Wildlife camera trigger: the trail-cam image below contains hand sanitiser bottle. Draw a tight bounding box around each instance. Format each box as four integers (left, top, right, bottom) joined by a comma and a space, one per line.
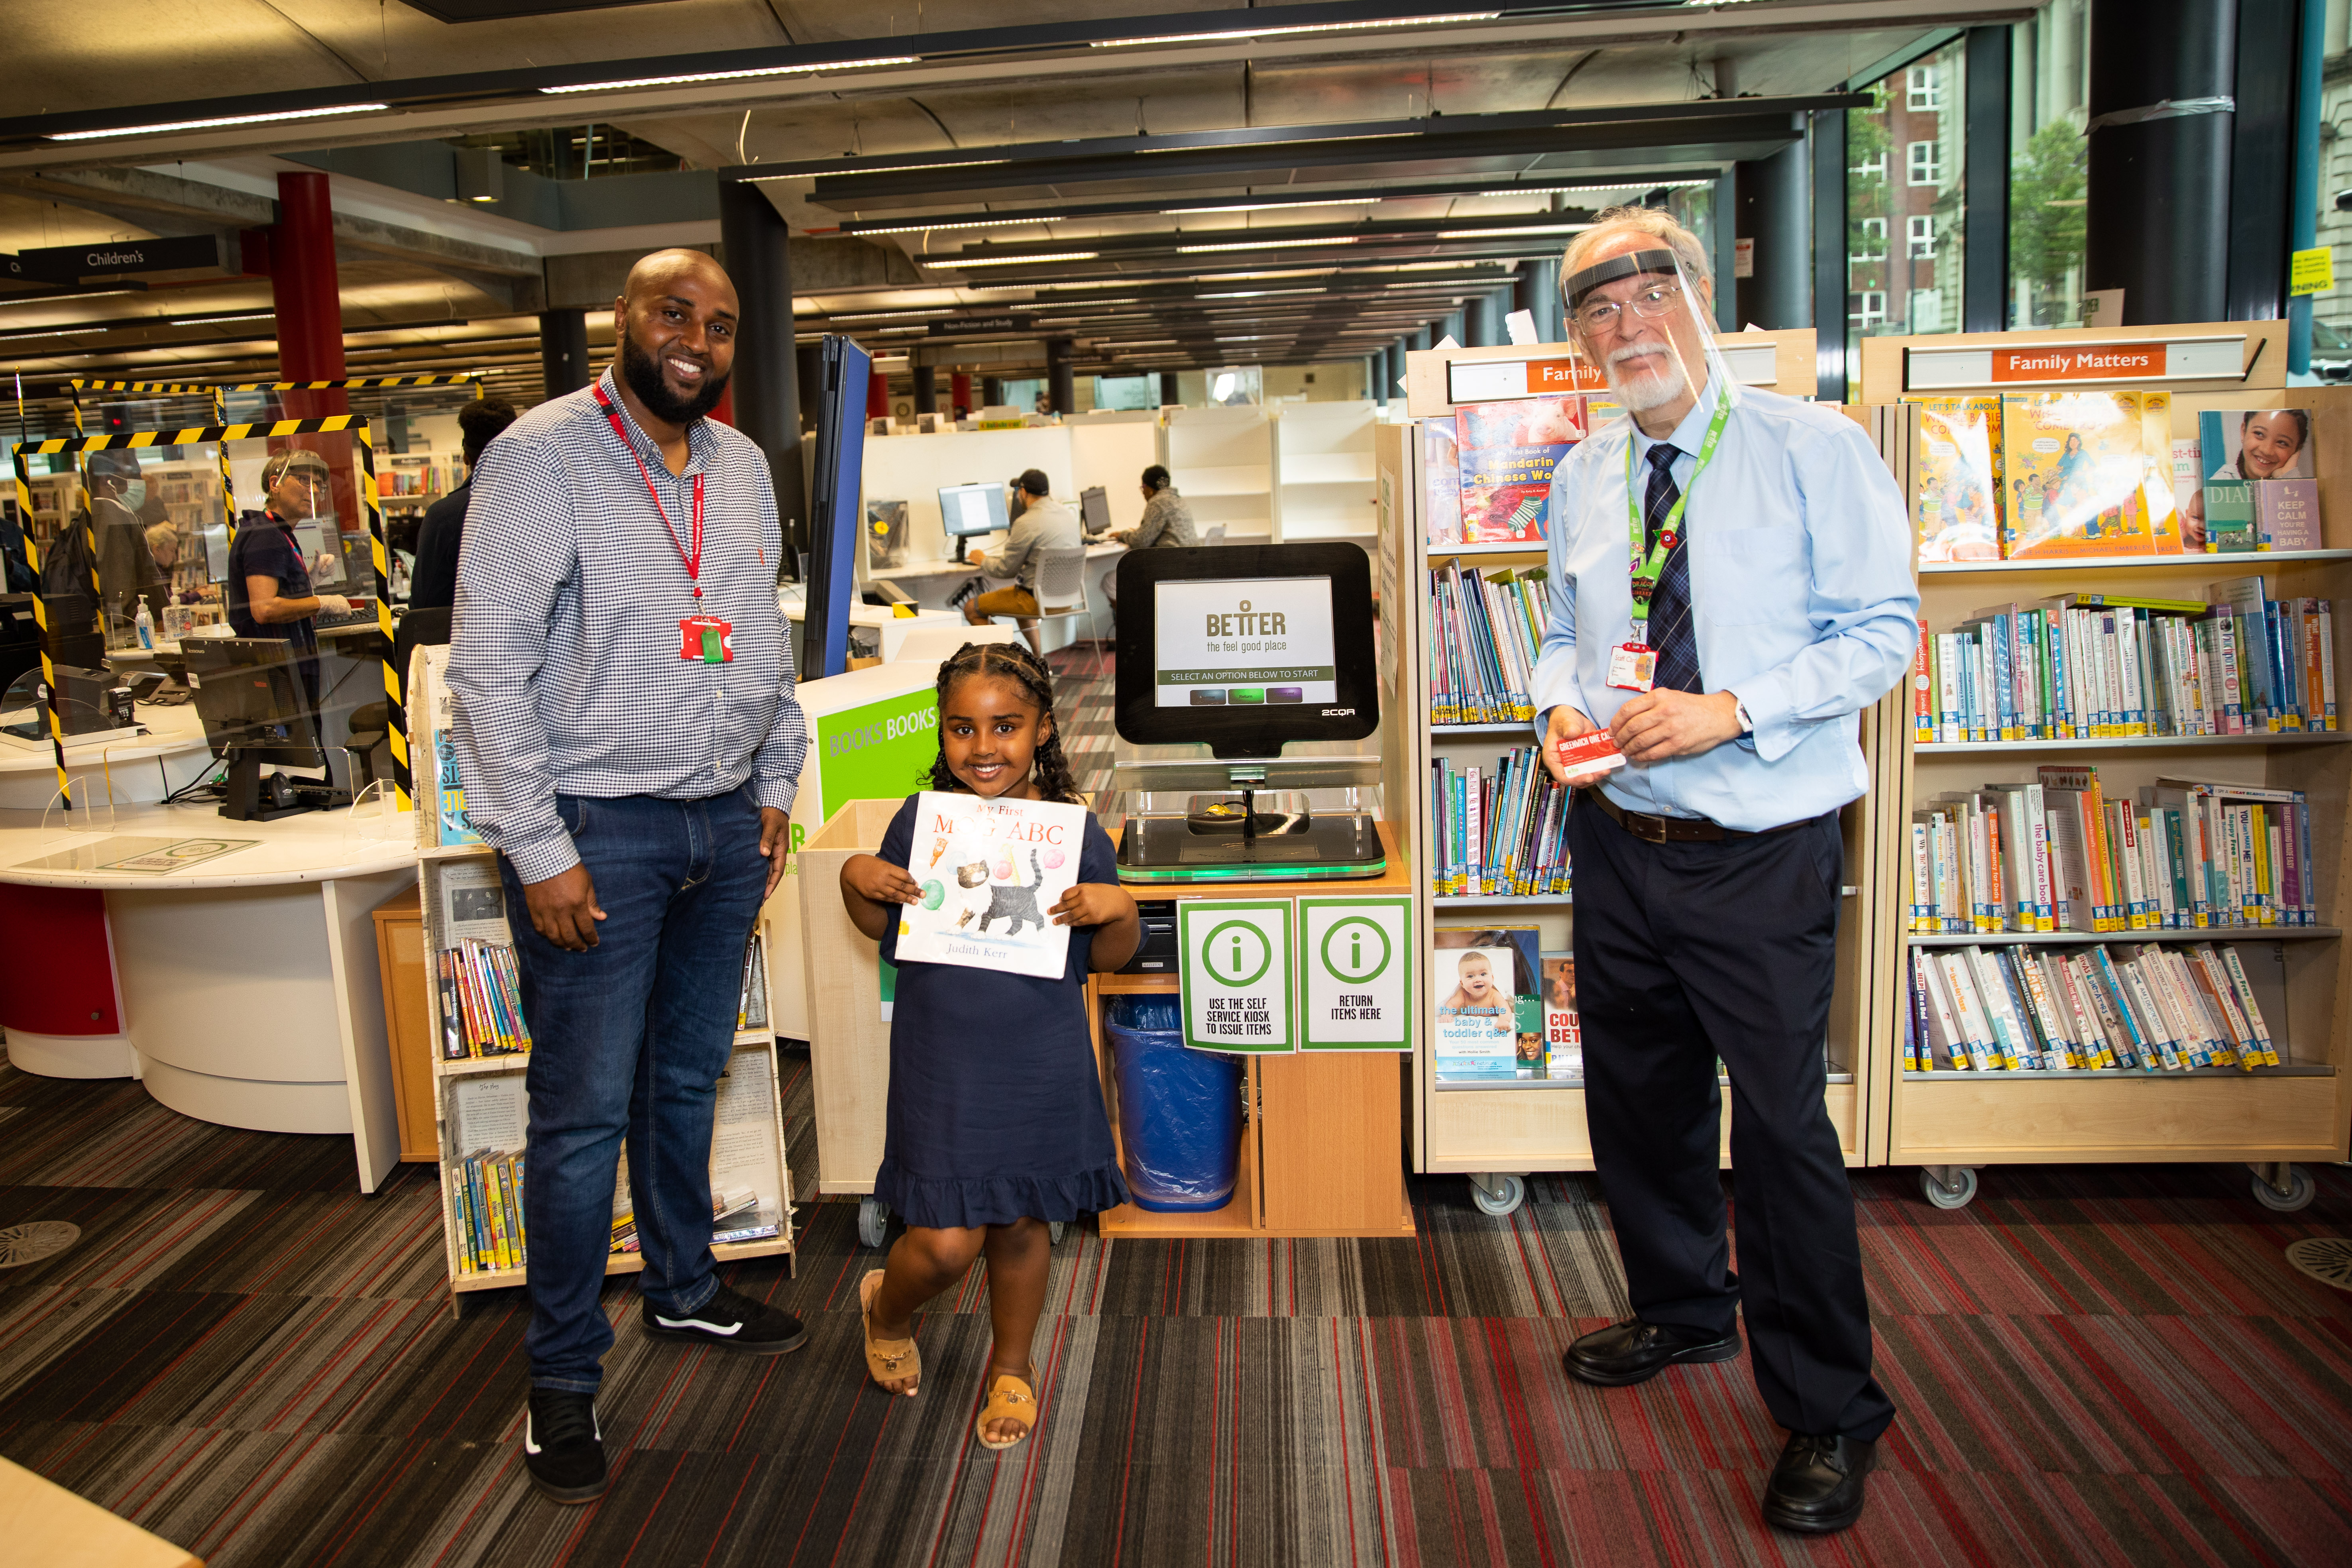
135, 601, 155, 649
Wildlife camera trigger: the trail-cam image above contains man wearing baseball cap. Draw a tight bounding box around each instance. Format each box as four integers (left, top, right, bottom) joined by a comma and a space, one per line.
228, 448, 354, 656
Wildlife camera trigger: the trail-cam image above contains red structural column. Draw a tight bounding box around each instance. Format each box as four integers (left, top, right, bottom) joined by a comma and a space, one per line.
272, 171, 348, 420
950, 371, 972, 419
866, 368, 890, 419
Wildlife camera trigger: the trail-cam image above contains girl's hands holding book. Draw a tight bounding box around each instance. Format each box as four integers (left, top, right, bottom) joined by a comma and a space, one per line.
844, 854, 924, 906
1051, 882, 1134, 929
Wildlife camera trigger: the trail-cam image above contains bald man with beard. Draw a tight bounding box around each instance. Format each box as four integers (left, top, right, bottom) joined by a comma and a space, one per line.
449, 249, 811, 1504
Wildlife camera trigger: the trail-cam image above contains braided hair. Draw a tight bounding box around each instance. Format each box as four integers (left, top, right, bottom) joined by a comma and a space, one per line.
925, 641, 1084, 804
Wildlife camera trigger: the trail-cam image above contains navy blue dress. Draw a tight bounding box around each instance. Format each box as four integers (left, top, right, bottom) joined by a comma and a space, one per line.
873, 795, 1132, 1229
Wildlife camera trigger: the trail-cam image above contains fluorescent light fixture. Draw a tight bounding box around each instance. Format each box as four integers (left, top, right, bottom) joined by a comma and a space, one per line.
543, 57, 918, 93
166, 312, 275, 327
748, 156, 1006, 180
1094, 13, 1497, 48
1161, 197, 1374, 215
1175, 236, 1361, 255
1098, 339, 1178, 348
946, 252, 1100, 268
849, 214, 1070, 235
1432, 224, 1590, 238
45, 103, 390, 141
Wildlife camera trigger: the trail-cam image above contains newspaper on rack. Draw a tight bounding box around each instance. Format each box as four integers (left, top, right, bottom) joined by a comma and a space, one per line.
436, 857, 512, 945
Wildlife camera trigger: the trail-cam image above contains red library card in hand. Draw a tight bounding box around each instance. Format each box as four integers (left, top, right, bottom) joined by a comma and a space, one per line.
1553, 730, 1627, 786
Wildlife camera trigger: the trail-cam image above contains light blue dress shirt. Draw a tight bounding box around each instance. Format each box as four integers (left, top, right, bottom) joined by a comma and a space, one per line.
1530, 373, 1920, 832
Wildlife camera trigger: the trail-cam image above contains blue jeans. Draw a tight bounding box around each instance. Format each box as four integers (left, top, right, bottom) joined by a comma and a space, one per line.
498, 782, 767, 1392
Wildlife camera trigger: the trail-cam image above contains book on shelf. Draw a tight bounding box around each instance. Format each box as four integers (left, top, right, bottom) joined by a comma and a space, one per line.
1908, 765, 2317, 935
737, 933, 768, 1030
1904, 938, 2279, 1074
1433, 927, 1542, 1081
410, 645, 483, 847
609, 1047, 785, 1252
1540, 952, 1582, 1080
1454, 397, 1585, 544
1427, 560, 1546, 724
435, 859, 532, 1058
1911, 396, 2003, 563
2195, 408, 2317, 553
1912, 584, 2336, 741
1421, 419, 1462, 545
1428, 745, 1573, 898
1998, 391, 2169, 560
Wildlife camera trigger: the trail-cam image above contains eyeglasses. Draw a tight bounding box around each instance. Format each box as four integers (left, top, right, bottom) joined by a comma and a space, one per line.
1572, 281, 1685, 336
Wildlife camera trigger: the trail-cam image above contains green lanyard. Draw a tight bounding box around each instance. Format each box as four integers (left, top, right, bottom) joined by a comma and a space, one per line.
1623, 396, 1732, 643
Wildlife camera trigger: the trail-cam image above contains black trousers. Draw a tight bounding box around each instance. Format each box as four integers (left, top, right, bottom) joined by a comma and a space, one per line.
1568, 797, 1895, 1442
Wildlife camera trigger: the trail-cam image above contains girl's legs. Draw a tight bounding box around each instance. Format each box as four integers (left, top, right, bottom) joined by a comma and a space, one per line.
979, 1216, 1050, 1444
870, 1225, 985, 1395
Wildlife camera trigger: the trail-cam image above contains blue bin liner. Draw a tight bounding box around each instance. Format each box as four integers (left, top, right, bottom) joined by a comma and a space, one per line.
1103, 995, 1242, 1212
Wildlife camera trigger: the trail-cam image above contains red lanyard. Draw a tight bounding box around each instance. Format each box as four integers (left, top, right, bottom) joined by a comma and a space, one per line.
594, 384, 705, 601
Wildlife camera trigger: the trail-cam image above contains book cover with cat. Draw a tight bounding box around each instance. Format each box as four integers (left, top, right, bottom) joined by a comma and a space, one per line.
1455, 396, 1584, 543
894, 791, 1088, 979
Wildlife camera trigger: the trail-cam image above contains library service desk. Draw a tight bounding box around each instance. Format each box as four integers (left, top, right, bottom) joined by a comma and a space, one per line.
0, 798, 417, 1192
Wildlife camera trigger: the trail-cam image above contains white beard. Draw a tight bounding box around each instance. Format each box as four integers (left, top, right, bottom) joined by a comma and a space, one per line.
1605, 343, 1689, 412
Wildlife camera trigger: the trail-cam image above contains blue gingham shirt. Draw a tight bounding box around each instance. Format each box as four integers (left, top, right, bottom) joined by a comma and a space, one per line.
1531, 373, 1920, 832
449, 369, 808, 883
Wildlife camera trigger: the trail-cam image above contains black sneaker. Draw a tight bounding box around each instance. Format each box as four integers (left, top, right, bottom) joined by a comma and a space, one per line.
642, 1281, 809, 1354
524, 1389, 607, 1504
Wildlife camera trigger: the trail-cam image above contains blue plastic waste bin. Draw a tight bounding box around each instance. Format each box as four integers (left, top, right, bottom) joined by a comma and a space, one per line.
1102, 995, 1244, 1212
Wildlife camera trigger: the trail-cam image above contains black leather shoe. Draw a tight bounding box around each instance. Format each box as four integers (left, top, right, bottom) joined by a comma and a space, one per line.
1562, 1317, 1742, 1387
643, 1281, 809, 1354
1763, 1432, 1875, 1534
524, 1389, 607, 1504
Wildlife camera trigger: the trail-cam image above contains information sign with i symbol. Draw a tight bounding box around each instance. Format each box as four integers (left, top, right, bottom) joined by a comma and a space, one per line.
1177, 899, 1295, 1054
1298, 895, 1413, 1051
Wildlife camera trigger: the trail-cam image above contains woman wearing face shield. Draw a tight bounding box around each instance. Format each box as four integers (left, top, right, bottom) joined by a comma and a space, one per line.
1530, 207, 1921, 1537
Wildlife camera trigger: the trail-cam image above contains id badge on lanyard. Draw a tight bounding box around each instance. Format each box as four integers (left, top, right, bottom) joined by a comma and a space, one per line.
1610, 398, 1731, 692
595, 385, 731, 663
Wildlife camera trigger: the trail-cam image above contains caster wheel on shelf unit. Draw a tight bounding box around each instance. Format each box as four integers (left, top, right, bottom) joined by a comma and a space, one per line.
1921, 1167, 1978, 1210
2252, 1165, 2316, 1213
857, 1195, 890, 1250
1470, 1173, 1526, 1217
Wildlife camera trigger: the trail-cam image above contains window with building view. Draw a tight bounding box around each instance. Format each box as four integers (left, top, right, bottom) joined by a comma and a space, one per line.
1849, 37, 1966, 366
2008, 0, 2091, 326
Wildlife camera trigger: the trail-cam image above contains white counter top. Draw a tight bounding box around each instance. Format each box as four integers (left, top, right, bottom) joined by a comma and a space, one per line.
0, 798, 417, 889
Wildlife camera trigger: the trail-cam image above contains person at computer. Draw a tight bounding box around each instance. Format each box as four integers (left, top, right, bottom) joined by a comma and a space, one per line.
1103, 464, 1195, 549
409, 395, 519, 614
961, 468, 1079, 657
1530, 209, 1918, 1537
449, 247, 812, 1508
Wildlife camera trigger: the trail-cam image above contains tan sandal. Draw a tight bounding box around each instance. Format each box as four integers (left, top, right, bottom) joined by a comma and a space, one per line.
860, 1269, 920, 1395
974, 1368, 1037, 1451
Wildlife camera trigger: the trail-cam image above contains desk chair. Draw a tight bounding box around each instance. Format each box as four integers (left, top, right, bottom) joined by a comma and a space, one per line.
1029, 546, 1104, 678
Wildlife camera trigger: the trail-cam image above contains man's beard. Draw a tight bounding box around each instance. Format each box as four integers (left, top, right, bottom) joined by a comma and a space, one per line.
1604, 340, 1690, 413
619, 327, 729, 424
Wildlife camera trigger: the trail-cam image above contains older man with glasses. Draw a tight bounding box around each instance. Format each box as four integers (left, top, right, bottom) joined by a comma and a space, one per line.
1530, 208, 1920, 1535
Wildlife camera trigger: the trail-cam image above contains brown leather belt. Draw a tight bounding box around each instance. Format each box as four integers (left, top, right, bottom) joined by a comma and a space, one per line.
1587, 788, 1809, 844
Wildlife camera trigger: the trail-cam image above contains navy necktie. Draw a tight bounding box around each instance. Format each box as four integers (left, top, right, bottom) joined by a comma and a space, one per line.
1641, 442, 1703, 694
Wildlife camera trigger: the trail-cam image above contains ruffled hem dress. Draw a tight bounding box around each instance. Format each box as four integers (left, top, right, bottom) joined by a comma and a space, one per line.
872, 795, 1133, 1229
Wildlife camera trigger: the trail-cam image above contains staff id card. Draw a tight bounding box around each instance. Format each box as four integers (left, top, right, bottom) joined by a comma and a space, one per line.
678, 615, 733, 663
1606, 641, 1655, 692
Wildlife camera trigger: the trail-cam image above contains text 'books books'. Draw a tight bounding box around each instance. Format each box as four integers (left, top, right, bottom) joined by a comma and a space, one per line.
894, 792, 1087, 979
1424, 397, 1595, 546
1428, 561, 1548, 723
1910, 584, 2336, 745
1903, 939, 2280, 1074
1429, 747, 1574, 900
1903, 393, 2324, 562
1434, 927, 1566, 1081
1910, 767, 2319, 936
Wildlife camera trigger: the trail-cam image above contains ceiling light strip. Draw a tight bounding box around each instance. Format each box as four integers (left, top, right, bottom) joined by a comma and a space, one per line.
46, 103, 390, 141
543, 57, 918, 94
1091, 13, 1499, 48
947, 252, 1102, 268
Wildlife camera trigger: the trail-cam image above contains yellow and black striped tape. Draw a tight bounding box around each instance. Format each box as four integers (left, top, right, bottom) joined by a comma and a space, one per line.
70, 375, 483, 394
21, 416, 370, 454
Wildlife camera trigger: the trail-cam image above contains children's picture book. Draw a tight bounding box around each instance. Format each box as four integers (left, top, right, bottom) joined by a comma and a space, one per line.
1421, 418, 1462, 545
1455, 397, 1585, 543
2000, 392, 2150, 559
2138, 392, 2183, 554
1434, 925, 1540, 1081
1912, 396, 2002, 562
894, 791, 1088, 979
1540, 952, 1582, 1080
2194, 408, 2314, 553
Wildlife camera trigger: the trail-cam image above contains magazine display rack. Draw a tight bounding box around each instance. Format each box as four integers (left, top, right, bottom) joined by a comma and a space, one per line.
1858, 322, 2350, 1210
1387, 332, 1894, 1216
409, 649, 794, 1313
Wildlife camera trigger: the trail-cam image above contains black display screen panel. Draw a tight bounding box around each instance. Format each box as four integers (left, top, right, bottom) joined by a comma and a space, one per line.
1115, 542, 1377, 758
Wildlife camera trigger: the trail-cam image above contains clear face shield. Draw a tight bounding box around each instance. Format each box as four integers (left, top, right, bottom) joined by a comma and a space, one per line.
1559, 246, 1736, 424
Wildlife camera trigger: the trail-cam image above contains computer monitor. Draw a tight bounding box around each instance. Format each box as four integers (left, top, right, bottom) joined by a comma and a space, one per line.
183, 637, 329, 820
938, 481, 1011, 563
1114, 542, 1378, 760
1079, 485, 1111, 536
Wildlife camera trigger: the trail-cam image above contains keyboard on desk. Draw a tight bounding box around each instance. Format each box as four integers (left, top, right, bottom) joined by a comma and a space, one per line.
315, 606, 383, 630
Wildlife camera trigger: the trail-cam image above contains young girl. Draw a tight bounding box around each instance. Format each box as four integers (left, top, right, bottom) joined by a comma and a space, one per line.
837, 641, 1138, 1450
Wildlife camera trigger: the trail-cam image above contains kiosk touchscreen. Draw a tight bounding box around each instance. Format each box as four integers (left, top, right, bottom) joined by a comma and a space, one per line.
1112, 542, 1382, 882
937, 481, 1010, 563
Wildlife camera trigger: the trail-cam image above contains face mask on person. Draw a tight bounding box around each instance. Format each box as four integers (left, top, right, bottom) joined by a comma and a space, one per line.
122, 479, 147, 511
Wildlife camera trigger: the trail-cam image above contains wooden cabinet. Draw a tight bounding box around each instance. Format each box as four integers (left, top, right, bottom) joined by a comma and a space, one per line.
369, 887, 436, 1162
